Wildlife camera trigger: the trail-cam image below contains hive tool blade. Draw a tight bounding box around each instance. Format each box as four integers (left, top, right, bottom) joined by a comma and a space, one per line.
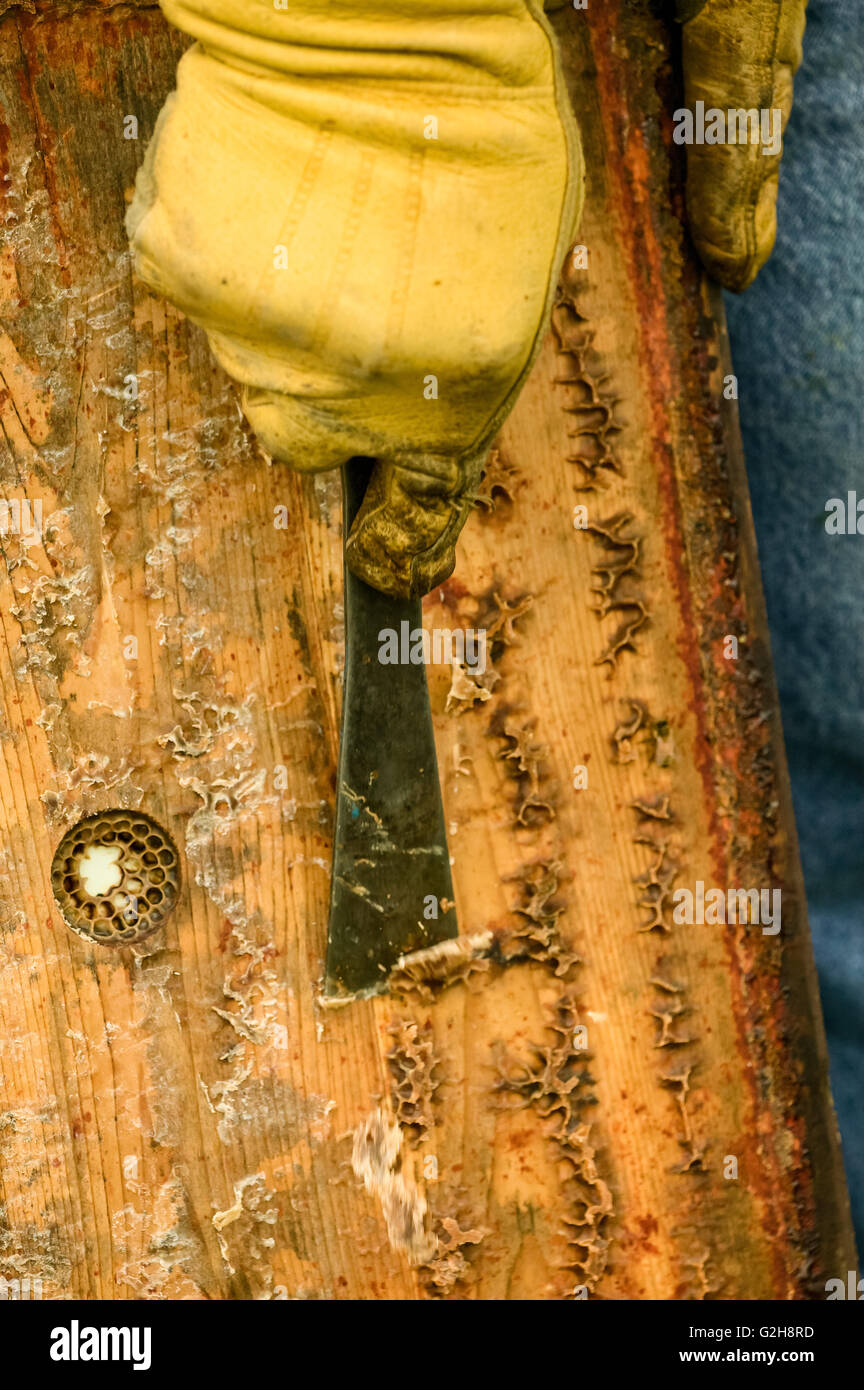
324, 459, 458, 1000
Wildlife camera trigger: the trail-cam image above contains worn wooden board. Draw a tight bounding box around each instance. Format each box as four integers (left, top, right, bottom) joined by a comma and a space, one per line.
0, 0, 855, 1299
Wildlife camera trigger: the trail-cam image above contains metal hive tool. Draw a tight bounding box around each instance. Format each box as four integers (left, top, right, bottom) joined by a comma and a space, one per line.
324, 460, 458, 999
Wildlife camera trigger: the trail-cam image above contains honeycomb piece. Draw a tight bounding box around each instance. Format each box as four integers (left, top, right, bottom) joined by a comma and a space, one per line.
51, 810, 181, 946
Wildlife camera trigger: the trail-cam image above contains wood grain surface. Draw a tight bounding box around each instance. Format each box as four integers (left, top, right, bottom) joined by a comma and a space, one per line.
0, 0, 855, 1299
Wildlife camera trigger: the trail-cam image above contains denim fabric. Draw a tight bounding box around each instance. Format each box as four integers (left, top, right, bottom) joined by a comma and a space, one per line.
724, 0, 864, 1253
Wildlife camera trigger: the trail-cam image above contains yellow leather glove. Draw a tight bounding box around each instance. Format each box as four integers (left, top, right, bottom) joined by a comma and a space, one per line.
675, 0, 808, 292
128, 0, 582, 597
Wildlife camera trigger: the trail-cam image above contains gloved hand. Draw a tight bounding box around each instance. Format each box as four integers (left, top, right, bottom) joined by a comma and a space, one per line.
675, 0, 808, 292
127, 0, 582, 598
129, 2, 807, 599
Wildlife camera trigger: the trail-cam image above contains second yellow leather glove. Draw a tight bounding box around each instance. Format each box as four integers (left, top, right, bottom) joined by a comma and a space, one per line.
676, 0, 808, 291
128, 0, 582, 597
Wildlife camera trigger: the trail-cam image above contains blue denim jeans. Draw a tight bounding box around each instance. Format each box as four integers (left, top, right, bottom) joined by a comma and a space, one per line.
724, 0, 864, 1252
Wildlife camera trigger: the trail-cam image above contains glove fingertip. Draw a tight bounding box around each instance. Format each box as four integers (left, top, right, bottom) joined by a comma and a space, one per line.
687, 169, 779, 294
345, 455, 481, 600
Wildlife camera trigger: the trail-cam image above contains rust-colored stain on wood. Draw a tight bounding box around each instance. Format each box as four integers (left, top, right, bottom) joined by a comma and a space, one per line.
0, 1, 854, 1299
